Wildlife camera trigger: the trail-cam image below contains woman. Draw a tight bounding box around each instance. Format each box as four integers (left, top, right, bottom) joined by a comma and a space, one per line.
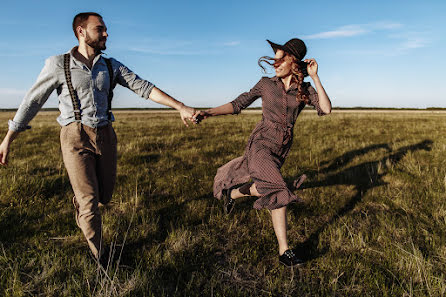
194, 38, 331, 266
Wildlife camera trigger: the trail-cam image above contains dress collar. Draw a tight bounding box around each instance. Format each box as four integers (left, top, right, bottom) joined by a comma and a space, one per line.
271, 76, 299, 92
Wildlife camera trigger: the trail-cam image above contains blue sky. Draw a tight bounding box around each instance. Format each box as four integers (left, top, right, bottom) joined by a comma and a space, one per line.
0, 0, 445, 109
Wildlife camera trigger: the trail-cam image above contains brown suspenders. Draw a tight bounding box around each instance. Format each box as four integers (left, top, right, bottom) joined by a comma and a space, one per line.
104, 58, 115, 121
63, 54, 81, 120
63, 53, 114, 121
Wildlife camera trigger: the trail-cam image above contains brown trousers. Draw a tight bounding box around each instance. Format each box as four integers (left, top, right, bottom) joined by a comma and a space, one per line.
60, 122, 117, 258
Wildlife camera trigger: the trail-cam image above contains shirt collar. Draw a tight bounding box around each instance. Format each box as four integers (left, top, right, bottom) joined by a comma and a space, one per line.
69, 46, 104, 68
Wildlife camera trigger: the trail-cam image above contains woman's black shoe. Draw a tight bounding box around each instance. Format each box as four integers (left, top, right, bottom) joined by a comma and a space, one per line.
279, 249, 304, 267
222, 188, 235, 214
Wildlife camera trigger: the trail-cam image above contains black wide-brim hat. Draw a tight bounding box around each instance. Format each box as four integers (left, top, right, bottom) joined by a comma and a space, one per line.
267, 38, 307, 61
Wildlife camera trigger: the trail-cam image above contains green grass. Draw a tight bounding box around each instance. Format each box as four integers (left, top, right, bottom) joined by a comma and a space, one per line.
1, 110, 446, 296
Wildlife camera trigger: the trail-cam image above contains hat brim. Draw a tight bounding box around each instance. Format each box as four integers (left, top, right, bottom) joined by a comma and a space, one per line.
266, 39, 285, 54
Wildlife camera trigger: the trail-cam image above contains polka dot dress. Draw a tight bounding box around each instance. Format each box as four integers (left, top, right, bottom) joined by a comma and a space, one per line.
213, 76, 326, 210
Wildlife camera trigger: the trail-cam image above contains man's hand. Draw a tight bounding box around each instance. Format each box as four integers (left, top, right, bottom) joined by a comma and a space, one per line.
148, 87, 198, 127
0, 130, 19, 166
179, 105, 196, 127
0, 141, 10, 166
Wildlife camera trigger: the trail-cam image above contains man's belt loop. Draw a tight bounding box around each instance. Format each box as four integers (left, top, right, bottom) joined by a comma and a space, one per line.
63, 54, 81, 121
104, 58, 114, 121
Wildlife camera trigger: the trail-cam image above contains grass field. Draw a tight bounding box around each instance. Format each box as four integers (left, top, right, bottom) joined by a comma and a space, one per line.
1, 110, 446, 296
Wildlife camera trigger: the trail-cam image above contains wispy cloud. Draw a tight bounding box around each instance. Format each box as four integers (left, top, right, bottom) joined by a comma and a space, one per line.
129, 47, 219, 56
0, 88, 26, 95
390, 32, 430, 50
306, 21, 430, 56
124, 38, 240, 56
221, 41, 240, 47
373, 22, 403, 30
0, 40, 72, 57
303, 21, 402, 40
304, 25, 368, 39
340, 32, 431, 57
402, 37, 428, 49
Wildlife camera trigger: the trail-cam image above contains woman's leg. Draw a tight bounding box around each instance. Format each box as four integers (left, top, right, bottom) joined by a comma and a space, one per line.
271, 206, 289, 255
231, 183, 289, 254
231, 182, 260, 199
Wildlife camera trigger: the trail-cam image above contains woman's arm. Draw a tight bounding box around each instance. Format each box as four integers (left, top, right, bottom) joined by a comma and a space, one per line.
305, 58, 331, 114
193, 103, 234, 121
193, 78, 265, 122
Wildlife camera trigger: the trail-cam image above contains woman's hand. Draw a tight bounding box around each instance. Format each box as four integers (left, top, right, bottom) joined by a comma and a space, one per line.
192, 110, 212, 124
303, 59, 331, 114
304, 58, 318, 78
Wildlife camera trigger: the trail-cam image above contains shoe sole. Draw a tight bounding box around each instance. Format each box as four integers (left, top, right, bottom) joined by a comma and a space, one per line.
279, 260, 304, 267
222, 189, 235, 214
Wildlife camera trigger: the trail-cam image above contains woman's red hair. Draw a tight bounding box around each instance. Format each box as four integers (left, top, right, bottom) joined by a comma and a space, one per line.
258, 54, 310, 104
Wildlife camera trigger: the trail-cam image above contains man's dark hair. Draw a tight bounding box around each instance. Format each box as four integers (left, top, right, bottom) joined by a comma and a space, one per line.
72, 12, 103, 39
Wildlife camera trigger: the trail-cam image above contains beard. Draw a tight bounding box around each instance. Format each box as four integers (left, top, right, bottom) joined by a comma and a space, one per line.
85, 32, 106, 51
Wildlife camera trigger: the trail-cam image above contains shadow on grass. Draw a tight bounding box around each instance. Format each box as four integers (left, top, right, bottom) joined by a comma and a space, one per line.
0, 174, 74, 244
291, 139, 433, 261
116, 191, 216, 266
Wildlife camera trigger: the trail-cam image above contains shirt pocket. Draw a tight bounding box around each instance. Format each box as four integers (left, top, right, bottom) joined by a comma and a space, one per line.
95, 70, 109, 92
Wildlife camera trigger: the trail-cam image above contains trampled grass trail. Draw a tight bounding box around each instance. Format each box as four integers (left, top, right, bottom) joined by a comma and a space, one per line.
0, 110, 445, 296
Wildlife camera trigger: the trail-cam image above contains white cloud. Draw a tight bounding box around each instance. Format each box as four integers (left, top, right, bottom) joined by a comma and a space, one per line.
221, 41, 240, 47
389, 32, 430, 50
0, 88, 26, 95
303, 21, 403, 40
129, 47, 218, 56
0, 89, 26, 108
402, 37, 428, 49
304, 25, 368, 39
126, 38, 237, 56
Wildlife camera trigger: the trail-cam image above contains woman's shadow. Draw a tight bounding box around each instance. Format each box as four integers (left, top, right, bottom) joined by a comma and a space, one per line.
290, 139, 433, 261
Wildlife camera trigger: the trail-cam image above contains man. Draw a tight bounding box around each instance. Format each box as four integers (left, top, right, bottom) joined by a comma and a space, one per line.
0, 12, 196, 265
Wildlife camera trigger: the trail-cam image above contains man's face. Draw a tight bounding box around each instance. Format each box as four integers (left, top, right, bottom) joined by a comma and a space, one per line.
83, 16, 108, 51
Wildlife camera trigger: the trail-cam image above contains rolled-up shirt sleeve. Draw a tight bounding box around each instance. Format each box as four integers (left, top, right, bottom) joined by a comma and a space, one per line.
9, 57, 61, 132
112, 58, 155, 99
231, 77, 265, 114
307, 83, 326, 116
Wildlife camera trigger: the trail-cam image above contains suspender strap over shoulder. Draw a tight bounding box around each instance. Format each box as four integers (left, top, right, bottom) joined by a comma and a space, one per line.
104, 58, 114, 121
63, 54, 81, 121
63, 54, 115, 122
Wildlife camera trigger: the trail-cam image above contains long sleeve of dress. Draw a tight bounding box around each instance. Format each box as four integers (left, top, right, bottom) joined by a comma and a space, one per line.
307, 83, 326, 116
230, 77, 265, 114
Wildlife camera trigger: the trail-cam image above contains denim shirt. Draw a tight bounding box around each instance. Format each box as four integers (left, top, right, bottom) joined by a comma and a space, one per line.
9, 47, 155, 131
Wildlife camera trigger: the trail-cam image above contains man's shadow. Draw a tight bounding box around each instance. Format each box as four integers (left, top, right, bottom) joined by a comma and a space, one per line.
290, 139, 433, 260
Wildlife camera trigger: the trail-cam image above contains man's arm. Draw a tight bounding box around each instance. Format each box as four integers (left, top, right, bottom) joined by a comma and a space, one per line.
111, 59, 196, 126
149, 87, 195, 126
1, 56, 60, 166
10, 56, 61, 131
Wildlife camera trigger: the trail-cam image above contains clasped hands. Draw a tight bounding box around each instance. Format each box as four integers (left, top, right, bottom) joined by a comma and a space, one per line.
179, 105, 212, 126
192, 110, 211, 124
